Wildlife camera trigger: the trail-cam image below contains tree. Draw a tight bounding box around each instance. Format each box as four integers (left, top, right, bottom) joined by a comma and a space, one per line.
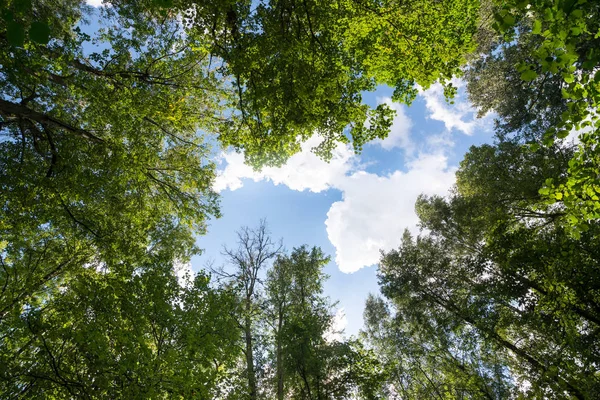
267, 246, 332, 399
361, 292, 514, 399
0, 262, 241, 398
265, 252, 294, 400
465, 0, 600, 231
374, 140, 600, 399
266, 245, 385, 400
217, 220, 282, 400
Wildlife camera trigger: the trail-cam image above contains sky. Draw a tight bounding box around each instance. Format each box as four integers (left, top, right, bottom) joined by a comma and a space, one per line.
83, 0, 496, 337
193, 82, 495, 336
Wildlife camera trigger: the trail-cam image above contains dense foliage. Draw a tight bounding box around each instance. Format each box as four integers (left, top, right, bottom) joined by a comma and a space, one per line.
364, 0, 600, 399
372, 141, 600, 398
0, 0, 478, 397
1, 0, 599, 398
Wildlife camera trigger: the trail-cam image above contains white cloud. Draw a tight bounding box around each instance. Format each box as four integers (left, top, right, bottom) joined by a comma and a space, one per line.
325, 153, 456, 273
86, 0, 106, 6
213, 135, 355, 193
371, 98, 413, 151
420, 81, 490, 136
324, 308, 348, 342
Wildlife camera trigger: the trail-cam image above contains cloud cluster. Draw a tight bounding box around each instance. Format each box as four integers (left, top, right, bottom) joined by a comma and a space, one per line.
326, 154, 455, 272
214, 135, 356, 193
420, 81, 491, 136
86, 0, 106, 7
214, 84, 486, 273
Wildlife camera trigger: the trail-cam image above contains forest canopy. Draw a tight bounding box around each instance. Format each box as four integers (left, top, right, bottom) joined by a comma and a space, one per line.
1, 0, 599, 398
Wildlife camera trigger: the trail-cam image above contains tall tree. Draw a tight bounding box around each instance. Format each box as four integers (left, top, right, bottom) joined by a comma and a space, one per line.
217, 220, 282, 400
266, 245, 384, 400
266, 253, 293, 400
266, 246, 332, 399
362, 292, 514, 400
465, 0, 600, 231
375, 140, 600, 399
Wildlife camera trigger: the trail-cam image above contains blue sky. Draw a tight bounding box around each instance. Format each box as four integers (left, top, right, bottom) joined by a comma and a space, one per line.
193, 82, 495, 336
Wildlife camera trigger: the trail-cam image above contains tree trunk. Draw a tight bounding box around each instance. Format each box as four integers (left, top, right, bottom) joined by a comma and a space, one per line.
276, 307, 284, 400
244, 312, 257, 400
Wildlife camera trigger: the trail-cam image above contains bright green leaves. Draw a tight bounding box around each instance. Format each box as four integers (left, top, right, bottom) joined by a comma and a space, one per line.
532, 19, 543, 34
184, 0, 479, 167
521, 68, 538, 81
562, 71, 575, 83
480, 0, 600, 228
538, 129, 600, 236
351, 103, 396, 154
495, 0, 600, 137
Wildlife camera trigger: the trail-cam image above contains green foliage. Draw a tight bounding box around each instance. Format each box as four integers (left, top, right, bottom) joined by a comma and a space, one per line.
373, 140, 600, 399
265, 245, 386, 399
119, 0, 480, 166
0, 265, 240, 398
1, 3, 227, 395
467, 0, 600, 230
1, 1, 53, 46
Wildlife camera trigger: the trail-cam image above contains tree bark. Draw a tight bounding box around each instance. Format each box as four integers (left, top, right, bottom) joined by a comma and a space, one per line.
0, 99, 103, 142
244, 312, 257, 400
276, 307, 284, 400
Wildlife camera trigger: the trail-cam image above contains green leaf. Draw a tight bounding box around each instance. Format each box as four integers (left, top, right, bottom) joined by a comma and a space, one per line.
529, 143, 540, 152
532, 19, 542, 34
543, 135, 556, 146
29, 21, 51, 45
503, 14, 515, 26
521, 69, 538, 81
563, 73, 575, 83
557, 129, 570, 139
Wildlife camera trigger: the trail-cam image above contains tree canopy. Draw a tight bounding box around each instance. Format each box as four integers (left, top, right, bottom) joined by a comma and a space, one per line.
363, 0, 600, 398
1, 0, 600, 398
